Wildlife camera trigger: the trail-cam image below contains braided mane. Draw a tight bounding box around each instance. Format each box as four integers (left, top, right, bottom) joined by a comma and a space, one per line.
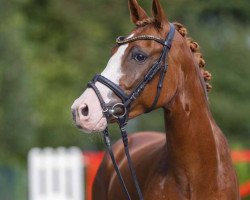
173, 22, 212, 92
136, 20, 212, 92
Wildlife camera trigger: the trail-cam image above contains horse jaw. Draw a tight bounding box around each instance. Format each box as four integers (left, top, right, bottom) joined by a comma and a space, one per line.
71, 43, 129, 133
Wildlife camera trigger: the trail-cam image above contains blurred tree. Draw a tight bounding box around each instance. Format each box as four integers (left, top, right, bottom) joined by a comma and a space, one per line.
0, 0, 35, 163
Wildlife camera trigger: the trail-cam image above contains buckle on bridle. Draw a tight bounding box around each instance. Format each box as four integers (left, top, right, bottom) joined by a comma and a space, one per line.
109, 103, 127, 119
102, 108, 109, 114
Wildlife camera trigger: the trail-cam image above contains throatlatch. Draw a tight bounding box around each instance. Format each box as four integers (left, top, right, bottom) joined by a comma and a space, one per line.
87, 23, 175, 200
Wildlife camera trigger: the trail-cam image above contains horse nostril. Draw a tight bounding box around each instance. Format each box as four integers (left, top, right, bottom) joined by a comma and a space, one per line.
81, 105, 89, 117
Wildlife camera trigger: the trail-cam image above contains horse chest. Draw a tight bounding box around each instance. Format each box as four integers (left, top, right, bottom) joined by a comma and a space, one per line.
143, 172, 190, 200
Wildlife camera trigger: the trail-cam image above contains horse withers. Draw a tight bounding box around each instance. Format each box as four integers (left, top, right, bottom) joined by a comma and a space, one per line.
71, 0, 240, 199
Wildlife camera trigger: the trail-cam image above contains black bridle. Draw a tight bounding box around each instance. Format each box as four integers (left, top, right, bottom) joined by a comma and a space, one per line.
87, 23, 175, 200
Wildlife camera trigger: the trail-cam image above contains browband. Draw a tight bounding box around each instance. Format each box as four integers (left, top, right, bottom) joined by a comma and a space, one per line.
116, 35, 165, 46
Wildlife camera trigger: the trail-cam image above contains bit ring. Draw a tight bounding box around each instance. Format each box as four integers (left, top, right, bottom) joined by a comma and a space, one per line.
110, 103, 127, 119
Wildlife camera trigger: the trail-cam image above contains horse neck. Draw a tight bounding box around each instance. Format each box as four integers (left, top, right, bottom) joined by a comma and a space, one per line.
163, 51, 220, 182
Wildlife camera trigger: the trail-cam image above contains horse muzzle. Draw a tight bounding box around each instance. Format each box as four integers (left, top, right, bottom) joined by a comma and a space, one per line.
71, 88, 108, 133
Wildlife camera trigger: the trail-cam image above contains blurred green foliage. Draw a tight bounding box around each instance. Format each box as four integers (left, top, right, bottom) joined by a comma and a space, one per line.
0, 0, 249, 199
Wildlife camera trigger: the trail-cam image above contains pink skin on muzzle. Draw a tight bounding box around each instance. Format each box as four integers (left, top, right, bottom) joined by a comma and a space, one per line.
71, 88, 107, 133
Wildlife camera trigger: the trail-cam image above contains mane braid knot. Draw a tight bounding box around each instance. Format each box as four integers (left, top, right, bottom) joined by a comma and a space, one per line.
173, 22, 212, 92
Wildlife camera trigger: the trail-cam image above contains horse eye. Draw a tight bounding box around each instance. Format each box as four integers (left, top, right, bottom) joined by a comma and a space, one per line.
133, 52, 148, 62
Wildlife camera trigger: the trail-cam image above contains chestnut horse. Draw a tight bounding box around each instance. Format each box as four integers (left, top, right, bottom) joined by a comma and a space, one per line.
71, 0, 239, 199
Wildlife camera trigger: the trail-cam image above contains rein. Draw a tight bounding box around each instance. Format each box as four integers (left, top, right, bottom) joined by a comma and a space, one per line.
88, 23, 175, 200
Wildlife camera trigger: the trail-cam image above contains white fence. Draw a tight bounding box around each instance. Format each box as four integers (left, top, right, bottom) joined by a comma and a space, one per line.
28, 147, 84, 200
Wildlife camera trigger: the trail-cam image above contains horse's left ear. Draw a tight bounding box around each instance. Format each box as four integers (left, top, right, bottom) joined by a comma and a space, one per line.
152, 0, 168, 28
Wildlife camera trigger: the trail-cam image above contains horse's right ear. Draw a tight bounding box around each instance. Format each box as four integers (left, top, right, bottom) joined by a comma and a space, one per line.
128, 0, 148, 25
152, 0, 168, 28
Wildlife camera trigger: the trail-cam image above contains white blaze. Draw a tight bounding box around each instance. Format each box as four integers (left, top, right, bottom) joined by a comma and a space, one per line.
96, 34, 134, 103
95, 44, 129, 103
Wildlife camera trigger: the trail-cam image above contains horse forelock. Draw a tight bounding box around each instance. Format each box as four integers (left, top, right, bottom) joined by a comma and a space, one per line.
135, 17, 155, 27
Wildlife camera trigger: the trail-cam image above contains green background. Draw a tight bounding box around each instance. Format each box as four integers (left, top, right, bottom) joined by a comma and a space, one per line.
0, 0, 249, 199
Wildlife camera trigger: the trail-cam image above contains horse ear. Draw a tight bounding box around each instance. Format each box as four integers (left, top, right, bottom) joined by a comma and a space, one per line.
152, 0, 168, 28
128, 0, 149, 25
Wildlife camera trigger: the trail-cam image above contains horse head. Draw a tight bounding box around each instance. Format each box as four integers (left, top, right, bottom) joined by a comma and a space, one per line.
71, 0, 188, 133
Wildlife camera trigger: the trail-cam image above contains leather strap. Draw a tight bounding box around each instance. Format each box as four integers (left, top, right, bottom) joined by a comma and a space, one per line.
103, 128, 131, 200
92, 75, 130, 102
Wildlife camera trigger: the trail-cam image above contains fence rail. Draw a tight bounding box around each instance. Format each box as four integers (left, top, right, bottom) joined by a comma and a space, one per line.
28, 147, 84, 200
